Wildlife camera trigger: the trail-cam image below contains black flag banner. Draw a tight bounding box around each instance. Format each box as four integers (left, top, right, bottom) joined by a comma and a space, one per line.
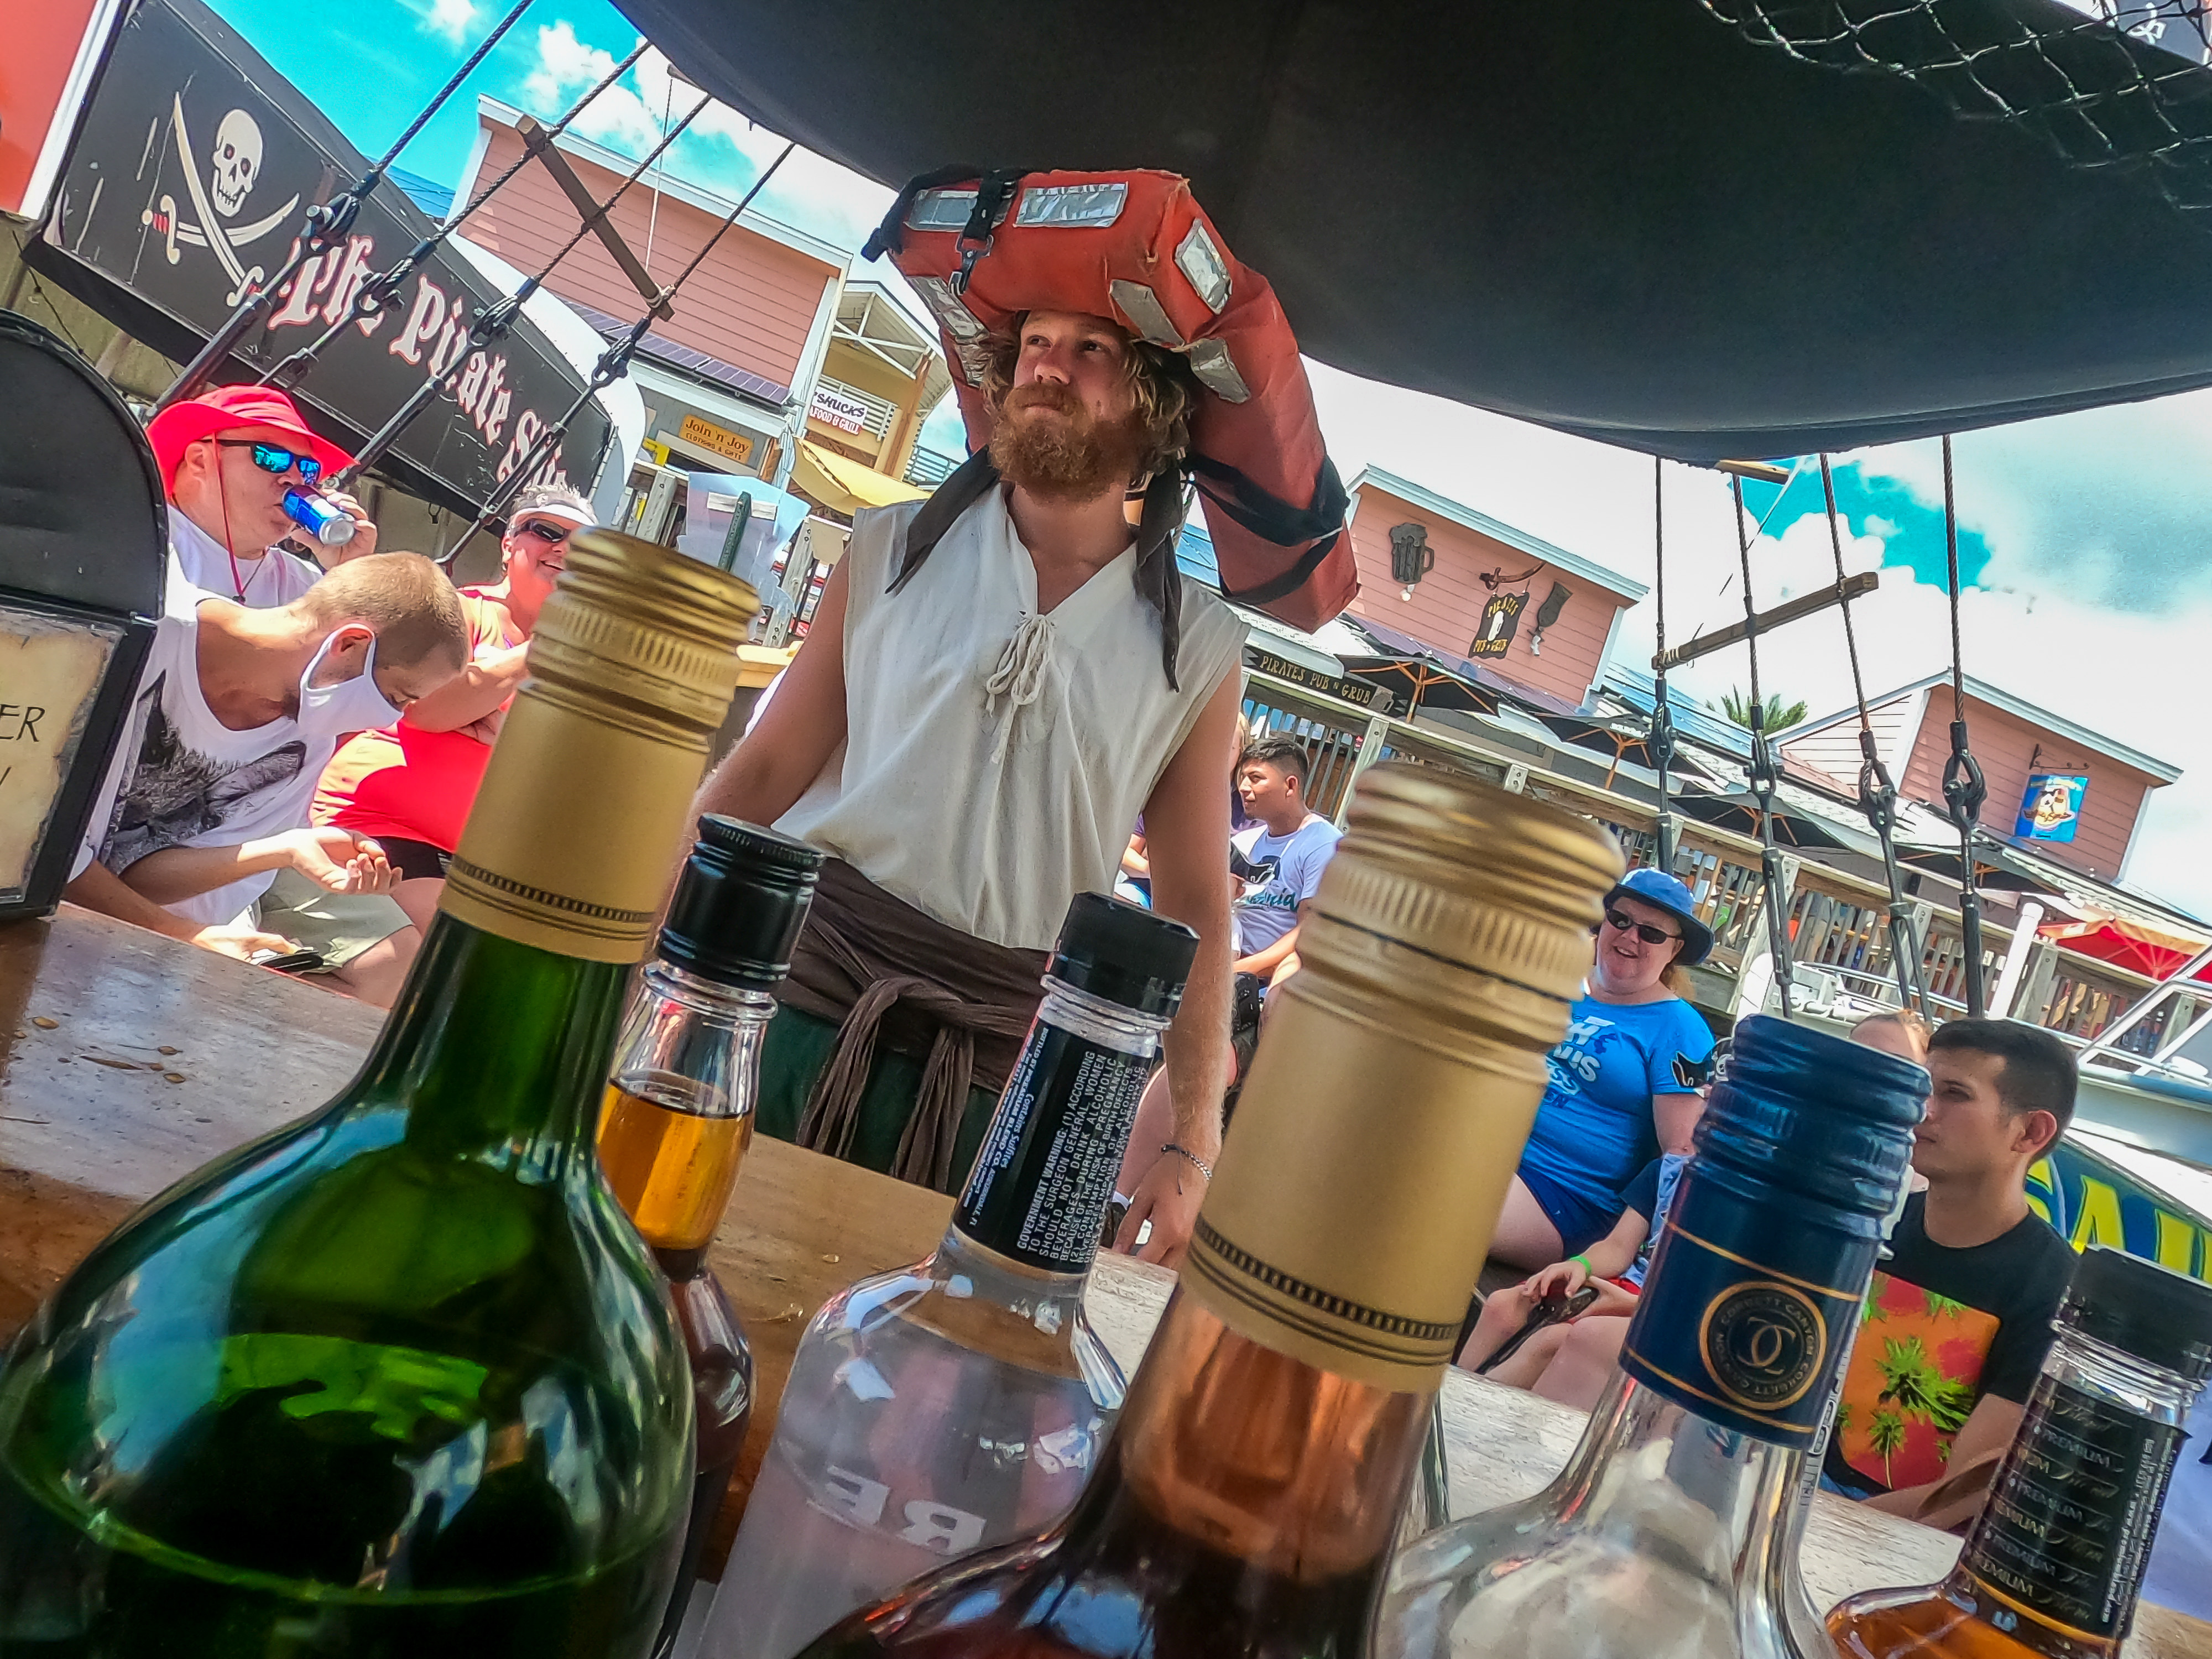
26, 0, 612, 514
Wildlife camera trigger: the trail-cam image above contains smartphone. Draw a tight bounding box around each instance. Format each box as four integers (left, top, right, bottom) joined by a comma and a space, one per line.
248, 948, 325, 973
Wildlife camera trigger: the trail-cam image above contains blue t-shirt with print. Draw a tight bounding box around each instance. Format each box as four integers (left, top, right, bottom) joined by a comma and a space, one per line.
1519, 995, 1715, 1217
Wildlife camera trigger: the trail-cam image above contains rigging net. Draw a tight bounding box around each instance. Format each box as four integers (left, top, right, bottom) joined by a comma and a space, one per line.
1700, 0, 2212, 219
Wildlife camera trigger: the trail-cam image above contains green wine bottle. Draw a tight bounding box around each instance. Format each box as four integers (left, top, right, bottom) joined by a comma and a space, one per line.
0, 531, 757, 1658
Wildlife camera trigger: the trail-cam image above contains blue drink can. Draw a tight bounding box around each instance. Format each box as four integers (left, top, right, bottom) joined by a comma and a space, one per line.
283, 488, 357, 546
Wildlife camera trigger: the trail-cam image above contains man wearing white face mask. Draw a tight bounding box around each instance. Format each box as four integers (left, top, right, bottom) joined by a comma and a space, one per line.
66, 554, 468, 996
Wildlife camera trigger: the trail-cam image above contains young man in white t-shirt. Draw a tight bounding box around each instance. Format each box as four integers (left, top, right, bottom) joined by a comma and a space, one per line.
144, 383, 380, 607
1229, 733, 1342, 981
66, 556, 467, 984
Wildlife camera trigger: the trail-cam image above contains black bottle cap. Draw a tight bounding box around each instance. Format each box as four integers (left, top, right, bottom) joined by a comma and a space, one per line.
657, 816, 824, 988
1048, 892, 1198, 1018
2059, 1245, 2212, 1381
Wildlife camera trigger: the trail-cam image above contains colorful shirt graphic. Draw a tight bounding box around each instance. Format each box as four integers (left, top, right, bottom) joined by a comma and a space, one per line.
1834, 1269, 2000, 1493
1519, 994, 1715, 1214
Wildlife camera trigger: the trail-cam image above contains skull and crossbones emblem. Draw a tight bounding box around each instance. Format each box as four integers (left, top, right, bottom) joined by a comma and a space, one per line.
209, 110, 263, 217
139, 96, 299, 305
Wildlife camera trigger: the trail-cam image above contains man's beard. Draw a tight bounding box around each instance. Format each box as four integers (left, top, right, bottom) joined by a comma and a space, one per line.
989, 382, 1145, 502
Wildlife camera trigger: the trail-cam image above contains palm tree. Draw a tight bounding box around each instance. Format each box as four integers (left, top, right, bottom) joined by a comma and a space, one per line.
1717, 687, 1809, 735
1875, 1336, 1974, 1436
1866, 1407, 1910, 1488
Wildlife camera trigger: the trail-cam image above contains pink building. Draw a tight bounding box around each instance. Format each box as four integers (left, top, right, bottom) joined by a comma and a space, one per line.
1342, 467, 1645, 709
1780, 672, 2179, 884
454, 99, 847, 478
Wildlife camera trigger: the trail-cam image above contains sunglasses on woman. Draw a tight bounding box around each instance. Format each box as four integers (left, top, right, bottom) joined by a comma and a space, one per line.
513, 519, 572, 545
1597, 908, 1682, 947
213, 439, 321, 485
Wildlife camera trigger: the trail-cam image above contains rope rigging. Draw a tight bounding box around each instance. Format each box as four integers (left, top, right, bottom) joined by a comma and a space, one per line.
1650, 458, 1680, 872
155, 0, 535, 411
1730, 472, 1797, 1021
1818, 453, 1928, 1015
331, 89, 714, 492
1939, 435, 1991, 1017
257, 41, 651, 393
442, 141, 799, 561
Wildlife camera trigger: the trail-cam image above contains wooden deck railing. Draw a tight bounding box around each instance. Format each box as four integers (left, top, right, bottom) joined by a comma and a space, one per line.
1233, 670, 2170, 1044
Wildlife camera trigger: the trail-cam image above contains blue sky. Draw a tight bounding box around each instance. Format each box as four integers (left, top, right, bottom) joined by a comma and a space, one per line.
216, 0, 621, 191
214, 0, 2212, 916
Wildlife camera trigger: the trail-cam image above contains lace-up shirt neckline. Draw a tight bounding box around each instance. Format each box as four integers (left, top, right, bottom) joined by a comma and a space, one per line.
775, 489, 1244, 951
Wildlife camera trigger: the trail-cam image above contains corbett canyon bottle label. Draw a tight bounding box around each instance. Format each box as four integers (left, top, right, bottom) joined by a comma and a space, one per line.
1620, 1163, 1872, 1444
1184, 773, 1621, 1393
441, 533, 754, 963
955, 1021, 1148, 1274
1962, 1379, 2185, 1640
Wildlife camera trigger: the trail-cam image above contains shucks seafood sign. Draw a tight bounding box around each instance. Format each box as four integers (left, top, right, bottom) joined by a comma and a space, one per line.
23, 0, 611, 514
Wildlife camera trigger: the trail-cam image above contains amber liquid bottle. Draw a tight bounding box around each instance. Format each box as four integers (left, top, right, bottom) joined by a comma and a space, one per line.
598, 816, 824, 1657
1829, 1246, 2212, 1659
789, 763, 1625, 1659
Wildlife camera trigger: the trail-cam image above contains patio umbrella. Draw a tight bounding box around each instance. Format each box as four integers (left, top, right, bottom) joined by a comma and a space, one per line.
619, 0, 2212, 462
1533, 713, 1713, 786
1338, 654, 1498, 719
1677, 788, 1868, 852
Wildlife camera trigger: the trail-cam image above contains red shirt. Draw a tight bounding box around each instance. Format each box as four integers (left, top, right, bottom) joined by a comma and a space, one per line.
313, 589, 521, 852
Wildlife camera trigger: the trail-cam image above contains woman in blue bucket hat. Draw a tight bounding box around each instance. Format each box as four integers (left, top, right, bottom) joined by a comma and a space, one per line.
1493, 864, 1719, 1269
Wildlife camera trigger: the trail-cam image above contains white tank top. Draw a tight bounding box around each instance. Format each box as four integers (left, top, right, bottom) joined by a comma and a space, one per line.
776, 489, 1246, 951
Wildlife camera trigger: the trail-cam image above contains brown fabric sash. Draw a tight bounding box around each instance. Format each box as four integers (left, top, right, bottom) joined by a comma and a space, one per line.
779, 857, 1048, 1192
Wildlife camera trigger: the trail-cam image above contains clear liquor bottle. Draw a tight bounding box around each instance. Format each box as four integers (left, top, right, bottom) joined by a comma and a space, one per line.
1828, 1245, 2212, 1659
1376, 1013, 1929, 1659
597, 815, 825, 1656
0, 532, 756, 1657
784, 764, 1626, 1659
702, 893, 1199, 1659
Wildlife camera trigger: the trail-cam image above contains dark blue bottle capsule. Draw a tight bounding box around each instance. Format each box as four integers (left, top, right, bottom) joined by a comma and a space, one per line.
1619, 1013, 1929, 1446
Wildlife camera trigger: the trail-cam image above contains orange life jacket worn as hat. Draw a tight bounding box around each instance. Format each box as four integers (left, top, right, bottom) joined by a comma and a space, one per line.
863, 168, 1358, 635
144, 383, 354, 497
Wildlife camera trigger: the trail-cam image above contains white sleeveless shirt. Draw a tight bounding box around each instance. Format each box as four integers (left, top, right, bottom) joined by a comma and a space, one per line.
776, 490, 1246, 951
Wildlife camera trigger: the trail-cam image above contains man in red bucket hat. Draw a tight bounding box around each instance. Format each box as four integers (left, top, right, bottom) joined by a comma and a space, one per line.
145, 384, 378, 607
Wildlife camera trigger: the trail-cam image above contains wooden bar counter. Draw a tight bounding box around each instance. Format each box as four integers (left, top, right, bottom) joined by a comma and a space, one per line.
2, 905, 2205, 1654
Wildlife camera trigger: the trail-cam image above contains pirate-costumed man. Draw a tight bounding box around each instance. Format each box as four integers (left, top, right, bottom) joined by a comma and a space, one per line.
694, 169, 1355, 1265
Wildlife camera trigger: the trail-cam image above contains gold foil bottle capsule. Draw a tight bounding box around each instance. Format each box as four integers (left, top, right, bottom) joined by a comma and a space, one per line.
442, 530, 758, 963
1185, 763, 1625, 1391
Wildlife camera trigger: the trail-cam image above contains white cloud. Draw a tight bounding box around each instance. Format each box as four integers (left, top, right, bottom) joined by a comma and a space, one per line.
1305, 360, 2212, 921
417, 0, 478, 45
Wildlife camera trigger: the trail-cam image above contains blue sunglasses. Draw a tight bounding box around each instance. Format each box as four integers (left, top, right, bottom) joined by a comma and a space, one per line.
215, 439, 322, 485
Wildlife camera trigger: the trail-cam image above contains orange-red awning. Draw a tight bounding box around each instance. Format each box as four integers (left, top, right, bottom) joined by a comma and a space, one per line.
2041, 914, 2212, 984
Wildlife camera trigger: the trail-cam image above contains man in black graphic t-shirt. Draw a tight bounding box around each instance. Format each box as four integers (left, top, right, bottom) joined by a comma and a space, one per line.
1825, 1020, 2079, 1521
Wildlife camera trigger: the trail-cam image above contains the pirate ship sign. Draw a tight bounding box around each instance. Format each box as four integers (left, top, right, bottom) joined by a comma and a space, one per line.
142, 101, 300, 306
29, 0, 609, 514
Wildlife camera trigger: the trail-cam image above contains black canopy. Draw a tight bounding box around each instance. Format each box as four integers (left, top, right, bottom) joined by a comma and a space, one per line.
618, 0, 2212, 462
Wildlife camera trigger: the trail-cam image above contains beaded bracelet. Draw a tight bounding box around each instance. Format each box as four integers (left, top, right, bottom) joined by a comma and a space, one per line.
1160, 1142, 1214, 1182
